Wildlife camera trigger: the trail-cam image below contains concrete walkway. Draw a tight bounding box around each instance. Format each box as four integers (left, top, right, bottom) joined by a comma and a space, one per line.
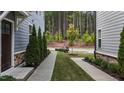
71, 58, 117, 81
28, 51, 57, 81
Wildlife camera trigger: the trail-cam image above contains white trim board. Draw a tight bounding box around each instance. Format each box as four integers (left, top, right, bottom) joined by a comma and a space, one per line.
14, 50, 26, 55
0, 11, 9, 21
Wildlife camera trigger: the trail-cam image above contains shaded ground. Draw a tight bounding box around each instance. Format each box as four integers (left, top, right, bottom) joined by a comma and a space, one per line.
51, 52, 94, 81
48, 40, 94, 48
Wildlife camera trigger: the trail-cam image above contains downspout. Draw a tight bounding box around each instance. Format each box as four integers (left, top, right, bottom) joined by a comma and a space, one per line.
0, 20, 1, 73
94, 11, 96, 59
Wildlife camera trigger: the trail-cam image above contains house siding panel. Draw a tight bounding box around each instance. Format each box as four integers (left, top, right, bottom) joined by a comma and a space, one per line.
14, 11, 44, 53
96, 11, 124, 57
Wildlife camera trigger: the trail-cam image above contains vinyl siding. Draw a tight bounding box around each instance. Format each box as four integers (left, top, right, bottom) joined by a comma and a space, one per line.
14, 11, 44, 52
96, 11, 124, 57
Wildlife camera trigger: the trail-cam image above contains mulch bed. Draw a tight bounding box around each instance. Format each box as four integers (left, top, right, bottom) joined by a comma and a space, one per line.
48, 40, 94, 48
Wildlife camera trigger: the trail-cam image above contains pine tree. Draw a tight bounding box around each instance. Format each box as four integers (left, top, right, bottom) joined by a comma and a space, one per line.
38, 27, 43, 61
43, 32, 47, 58
118, 27, 124, 66
118, 27, 124, 78
25, 24, 40, 67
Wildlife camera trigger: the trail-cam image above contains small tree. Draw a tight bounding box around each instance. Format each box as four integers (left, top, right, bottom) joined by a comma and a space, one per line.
118, 27, 124, 78
38, 27, 43, 61
43, 32, 47, 58
118, 27, 124, 66
67, 24, 77, 53
25, 24, 40, 67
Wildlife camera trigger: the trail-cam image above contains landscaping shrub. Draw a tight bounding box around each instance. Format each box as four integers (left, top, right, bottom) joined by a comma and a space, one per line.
119, 67, 124, 79
0, 75, 16, 81
25, 24, 40, 67
38, 27, 43, 61
82, 31, 92, 46
118, 27, 124, 78
54, 32, 63, 42
93, 58, 102, 66
100, 60, 108, 69
93, 58, 120, 72
85, 57, 124, 79
43, 32, 47, 58
118, 27, 124, 66
108, 63, 120, 74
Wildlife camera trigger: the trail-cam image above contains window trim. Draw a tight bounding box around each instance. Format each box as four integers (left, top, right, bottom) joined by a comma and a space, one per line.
98, 29, 102, 49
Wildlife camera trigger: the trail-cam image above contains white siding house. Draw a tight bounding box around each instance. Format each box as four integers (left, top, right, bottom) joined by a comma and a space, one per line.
96, 11, 124, 62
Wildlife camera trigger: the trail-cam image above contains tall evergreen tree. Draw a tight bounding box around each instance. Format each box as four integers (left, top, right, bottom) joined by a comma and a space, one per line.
43, 32, 47, 58
118, 27, 124, 78
118, 27, 124, 66
38, 27, 43, 61
25, 24, 40, 67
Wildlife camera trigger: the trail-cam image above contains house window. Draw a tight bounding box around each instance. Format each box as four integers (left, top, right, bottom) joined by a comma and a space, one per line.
98, 29, 101, 48
16, 18, 22, 30
29, 25, 33, 35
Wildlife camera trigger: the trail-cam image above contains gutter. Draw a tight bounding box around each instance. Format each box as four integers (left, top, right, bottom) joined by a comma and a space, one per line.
0, 11, 29, 21
0, 11, 9, 21
18, 11, 29, 17
94, 11, 97, 59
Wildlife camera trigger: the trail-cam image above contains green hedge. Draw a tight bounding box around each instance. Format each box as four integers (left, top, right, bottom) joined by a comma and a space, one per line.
25, 25, 50, 67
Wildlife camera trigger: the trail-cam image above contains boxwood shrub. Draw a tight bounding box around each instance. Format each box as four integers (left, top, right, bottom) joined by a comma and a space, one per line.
0, 75, 16, 81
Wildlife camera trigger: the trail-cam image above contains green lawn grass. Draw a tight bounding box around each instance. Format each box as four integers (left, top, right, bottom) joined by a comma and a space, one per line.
51, 52, 94, 81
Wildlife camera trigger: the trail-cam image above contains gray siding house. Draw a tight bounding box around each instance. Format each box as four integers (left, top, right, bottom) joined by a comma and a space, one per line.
0, 11, 44, 73
95, 11, 124, 63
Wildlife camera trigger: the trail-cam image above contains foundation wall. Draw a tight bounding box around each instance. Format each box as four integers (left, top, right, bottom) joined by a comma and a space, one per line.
14, 52, 25, 66
96, 53, 118, 64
